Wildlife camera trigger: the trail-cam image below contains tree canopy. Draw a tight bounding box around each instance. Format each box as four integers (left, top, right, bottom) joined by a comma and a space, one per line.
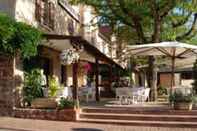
70, 0, 197, 44
0, 12, 42, 58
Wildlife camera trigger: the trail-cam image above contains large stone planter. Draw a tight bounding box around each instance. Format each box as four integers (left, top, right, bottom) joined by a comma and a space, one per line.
174, 102, 193, 110
14, 108, 80, 121
31, 98, 57, 109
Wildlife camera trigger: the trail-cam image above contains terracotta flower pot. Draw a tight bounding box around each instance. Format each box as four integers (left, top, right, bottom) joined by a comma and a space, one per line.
31, 98, 57, 109
174, 102, 193, 110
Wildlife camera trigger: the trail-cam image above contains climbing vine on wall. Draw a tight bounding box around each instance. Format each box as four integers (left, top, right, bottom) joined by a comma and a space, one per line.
0, 12, 42, 58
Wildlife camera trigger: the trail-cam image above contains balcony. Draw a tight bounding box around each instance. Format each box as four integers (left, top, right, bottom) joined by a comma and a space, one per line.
82, 27, 118, 59
58, 0, 80, 23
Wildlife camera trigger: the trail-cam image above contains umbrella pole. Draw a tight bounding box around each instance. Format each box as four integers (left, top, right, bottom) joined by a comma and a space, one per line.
170, 57, 175, 96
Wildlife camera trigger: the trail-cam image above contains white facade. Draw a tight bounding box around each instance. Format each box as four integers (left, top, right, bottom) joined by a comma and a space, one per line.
0, 0, 81, 36
82, 6, 117, 59
0, 0, 118, 60
181, 79, 193, 87
0, 0, 122, 87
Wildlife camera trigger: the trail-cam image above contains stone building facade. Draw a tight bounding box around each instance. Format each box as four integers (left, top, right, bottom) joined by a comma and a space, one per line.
0, 0, 121, 116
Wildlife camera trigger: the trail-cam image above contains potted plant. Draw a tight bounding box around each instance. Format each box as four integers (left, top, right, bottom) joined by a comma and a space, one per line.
23, 69, 44, 107
157, 85, 168, 96
170, 91, 194, 110
57, 97, 75, 109
31, 76, 61, 109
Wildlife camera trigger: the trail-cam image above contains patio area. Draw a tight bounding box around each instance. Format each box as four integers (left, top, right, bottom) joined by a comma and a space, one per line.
81, 98, 170, 109
0, 117, 196, 131
77, 98, 197, 128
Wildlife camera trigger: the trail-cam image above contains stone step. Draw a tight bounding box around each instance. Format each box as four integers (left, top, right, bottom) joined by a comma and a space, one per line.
80, 113, 197, 122
78, 118, 197, 128
82, 107, 197, 115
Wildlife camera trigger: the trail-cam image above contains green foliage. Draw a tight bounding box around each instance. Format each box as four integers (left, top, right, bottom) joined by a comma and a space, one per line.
0, 12, 42, 58
23, 69, 44, 106
170, 91, 194, 103
192, 59, 197, 94
48, 76, 60, 97
69, 0, 197, 44
157, 85, 168, 96
58, 97, 75, 109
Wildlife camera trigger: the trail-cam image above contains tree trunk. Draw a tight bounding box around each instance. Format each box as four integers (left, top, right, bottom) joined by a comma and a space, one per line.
152, 18, 161, 42
148, 56, 157, 101
148, 16, 161, 101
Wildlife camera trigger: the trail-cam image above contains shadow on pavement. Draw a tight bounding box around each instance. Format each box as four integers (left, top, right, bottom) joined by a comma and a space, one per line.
72, 128, 103, 131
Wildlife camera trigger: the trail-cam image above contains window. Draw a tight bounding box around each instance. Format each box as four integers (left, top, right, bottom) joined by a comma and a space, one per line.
35, 0, 55, 30
181, 72, 192, 80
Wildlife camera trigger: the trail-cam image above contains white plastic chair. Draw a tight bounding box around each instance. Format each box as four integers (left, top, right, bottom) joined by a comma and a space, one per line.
130, 87, 150, 103
141, 88, 150, 102
56, 87, 73, 103
79, 87, 95, 103
61, 87, 72, 99
116, 87, 130, 104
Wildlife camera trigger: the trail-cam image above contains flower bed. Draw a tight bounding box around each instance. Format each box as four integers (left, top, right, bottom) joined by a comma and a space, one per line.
13, 108, 80, 121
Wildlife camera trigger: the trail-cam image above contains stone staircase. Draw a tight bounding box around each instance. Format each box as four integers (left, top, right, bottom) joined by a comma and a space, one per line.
78, 107, 197, 128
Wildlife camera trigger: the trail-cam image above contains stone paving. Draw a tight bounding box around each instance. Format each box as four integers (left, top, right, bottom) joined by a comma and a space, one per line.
0, 117, 196, 131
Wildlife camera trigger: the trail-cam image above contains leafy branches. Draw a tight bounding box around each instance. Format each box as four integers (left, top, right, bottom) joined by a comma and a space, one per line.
23, 69, 44, 106
0, 12, 42, 59
69, 0, 197, 44
176, 13, 197, 41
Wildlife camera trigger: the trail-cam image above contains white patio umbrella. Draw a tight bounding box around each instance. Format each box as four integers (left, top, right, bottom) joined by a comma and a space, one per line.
125, 41, 197, 95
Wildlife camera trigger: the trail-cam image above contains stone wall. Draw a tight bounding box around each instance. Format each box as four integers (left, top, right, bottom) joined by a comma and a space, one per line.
14, 108, 79, 121
0, 55, 14, 116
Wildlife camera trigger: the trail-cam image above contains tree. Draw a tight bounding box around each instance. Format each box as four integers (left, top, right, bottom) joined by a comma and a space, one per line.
0, 12, 42, 59
193, 59, 197, 95
70, 0, 197, 101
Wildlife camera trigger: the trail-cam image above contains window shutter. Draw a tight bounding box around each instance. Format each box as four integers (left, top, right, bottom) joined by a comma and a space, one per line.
49, 2, 55, 30
35, 0, 41, 22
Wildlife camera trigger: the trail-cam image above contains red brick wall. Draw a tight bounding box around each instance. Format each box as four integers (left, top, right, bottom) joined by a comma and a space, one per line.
0, 55, 14, 116
159, 73, 180, 88
159, 74, 172, 88
14, 108, 79, 121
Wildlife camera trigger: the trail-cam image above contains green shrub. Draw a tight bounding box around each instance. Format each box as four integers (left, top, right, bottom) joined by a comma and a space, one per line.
170, 91, 194, 103
0, 12, 42, 58
48, 76, 60, 97
23, 69, 44, 106
157, 85, 168, 96
58, 97, 75, 109
193, 96, 197, 104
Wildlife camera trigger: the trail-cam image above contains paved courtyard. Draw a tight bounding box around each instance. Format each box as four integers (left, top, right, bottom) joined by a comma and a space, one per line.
0, 117, 196, 131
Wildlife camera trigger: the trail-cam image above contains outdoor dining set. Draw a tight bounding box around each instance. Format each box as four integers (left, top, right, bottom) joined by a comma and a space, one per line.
58, 86, 150, 104
115, 87, 150, 105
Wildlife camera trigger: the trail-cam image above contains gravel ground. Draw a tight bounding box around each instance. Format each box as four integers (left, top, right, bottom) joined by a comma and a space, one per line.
0, 117, 196, 131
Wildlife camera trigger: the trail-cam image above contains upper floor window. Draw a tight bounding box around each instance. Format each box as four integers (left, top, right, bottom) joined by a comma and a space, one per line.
35, 0, 55, 30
